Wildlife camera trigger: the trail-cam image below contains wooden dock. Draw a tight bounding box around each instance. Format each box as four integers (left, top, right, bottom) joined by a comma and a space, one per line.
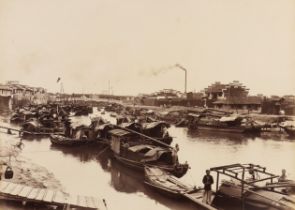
0, 180, 106, 209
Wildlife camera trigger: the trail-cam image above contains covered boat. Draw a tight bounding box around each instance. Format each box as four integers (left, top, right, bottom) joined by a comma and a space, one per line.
108, 129, 189, 178
187, 113, 261, 134
142, 121, 173, 145
21, 119, 64, 135
210, 163, 295, 210
10, 110, 36, 123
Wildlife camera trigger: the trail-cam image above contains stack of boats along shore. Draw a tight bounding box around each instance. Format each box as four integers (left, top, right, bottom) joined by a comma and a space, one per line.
5, 102, 295, 210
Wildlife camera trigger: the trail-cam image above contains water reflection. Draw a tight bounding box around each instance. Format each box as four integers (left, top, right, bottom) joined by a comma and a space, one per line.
49, 142, 201, 210
50, 144, 110, 171
186, 128, 250, 144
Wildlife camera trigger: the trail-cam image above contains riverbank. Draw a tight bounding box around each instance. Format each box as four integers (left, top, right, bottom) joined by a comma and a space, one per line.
0, 133, 63, 191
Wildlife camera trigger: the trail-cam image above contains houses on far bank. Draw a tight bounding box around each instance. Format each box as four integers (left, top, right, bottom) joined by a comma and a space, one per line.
0, 81, 48, 105
1, 79, 294, 115
138, 80, 295, 115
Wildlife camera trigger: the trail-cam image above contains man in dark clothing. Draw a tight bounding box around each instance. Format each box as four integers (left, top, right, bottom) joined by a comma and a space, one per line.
202, 169, 214, 204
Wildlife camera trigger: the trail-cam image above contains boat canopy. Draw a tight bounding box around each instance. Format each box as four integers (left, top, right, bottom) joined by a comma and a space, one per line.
23, 120, 40, 128
121, 122, 141, 129
128, 144, 154, 152
143, 121, 170, 130
128, 144, 171, 161
144, 147, 169, 157
108, 129, 131, 137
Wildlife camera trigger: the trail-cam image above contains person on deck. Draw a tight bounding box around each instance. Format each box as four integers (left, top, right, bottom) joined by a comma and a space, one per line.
278, 169, 287, 182
202, 169, 214, 204
249, 164, 255, 180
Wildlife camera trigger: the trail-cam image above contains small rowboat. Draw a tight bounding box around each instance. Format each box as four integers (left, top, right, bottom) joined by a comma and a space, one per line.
144, 166, 217, 210
50, 134, 96, 146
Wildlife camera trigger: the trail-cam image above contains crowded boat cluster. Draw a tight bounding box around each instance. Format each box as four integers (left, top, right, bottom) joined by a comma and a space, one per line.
1, 101, 294, 210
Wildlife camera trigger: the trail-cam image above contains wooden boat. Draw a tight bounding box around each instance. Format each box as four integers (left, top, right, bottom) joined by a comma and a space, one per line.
21, 119, 65, 135
187, 113, 261, 134
210, 163, 295, 210
109, 129, 189, 178
144, 166, 217, 210
10, 111, 36, 123
50, 134, 96, 146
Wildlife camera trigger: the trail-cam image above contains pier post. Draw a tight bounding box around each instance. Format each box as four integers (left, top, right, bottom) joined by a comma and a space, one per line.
216, 172, 219, 192
241, 168, 245, 210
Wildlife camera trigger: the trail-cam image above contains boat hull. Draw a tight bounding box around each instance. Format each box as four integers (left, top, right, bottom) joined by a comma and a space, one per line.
218, 181, 295, 209
144, 181, 184, 199
192, 125, 261, 134
113, 154, 189, 178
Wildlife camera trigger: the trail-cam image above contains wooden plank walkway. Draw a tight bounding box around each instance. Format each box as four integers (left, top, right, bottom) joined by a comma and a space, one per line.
0, 181, 105, 209
183, 190, 218, 210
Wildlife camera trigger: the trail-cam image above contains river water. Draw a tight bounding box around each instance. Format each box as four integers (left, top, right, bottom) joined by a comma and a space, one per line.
0, 106, 295, 210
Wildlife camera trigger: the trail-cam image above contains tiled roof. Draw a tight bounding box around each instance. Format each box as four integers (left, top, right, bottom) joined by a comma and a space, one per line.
0, 84, 12, 90
204, 82, 227, 93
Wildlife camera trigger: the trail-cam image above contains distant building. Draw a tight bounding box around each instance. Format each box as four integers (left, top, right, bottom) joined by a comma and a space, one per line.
151, 89, 184, 99
204, 82, 227, 100
205, 81, 261, 111
1, 81, 49, 105
261, 95, 295, 115
0, 84, 13, 97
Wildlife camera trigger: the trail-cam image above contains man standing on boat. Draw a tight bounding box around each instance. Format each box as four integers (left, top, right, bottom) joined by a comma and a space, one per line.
202, 169, 214, 204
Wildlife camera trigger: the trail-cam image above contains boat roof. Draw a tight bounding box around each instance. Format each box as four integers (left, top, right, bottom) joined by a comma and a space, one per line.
144, 147, 169, 157
143, 121, 170, 130
108, 129, 131, 137
128, 144, 154, 152
121, 122, 141, 128
210, 163, 279, 185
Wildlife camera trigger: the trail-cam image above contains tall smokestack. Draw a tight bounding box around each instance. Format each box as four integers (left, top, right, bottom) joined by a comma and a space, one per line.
175, 64, 187, 94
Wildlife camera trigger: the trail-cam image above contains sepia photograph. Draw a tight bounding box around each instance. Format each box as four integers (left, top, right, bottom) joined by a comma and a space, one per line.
0, 0, 295, 210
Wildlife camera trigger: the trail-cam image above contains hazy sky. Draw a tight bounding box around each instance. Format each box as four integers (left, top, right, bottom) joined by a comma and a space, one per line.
0, 0, 294, 96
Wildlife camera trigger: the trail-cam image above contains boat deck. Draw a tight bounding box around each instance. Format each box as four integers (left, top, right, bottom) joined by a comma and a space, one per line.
0, 180, 106, 209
